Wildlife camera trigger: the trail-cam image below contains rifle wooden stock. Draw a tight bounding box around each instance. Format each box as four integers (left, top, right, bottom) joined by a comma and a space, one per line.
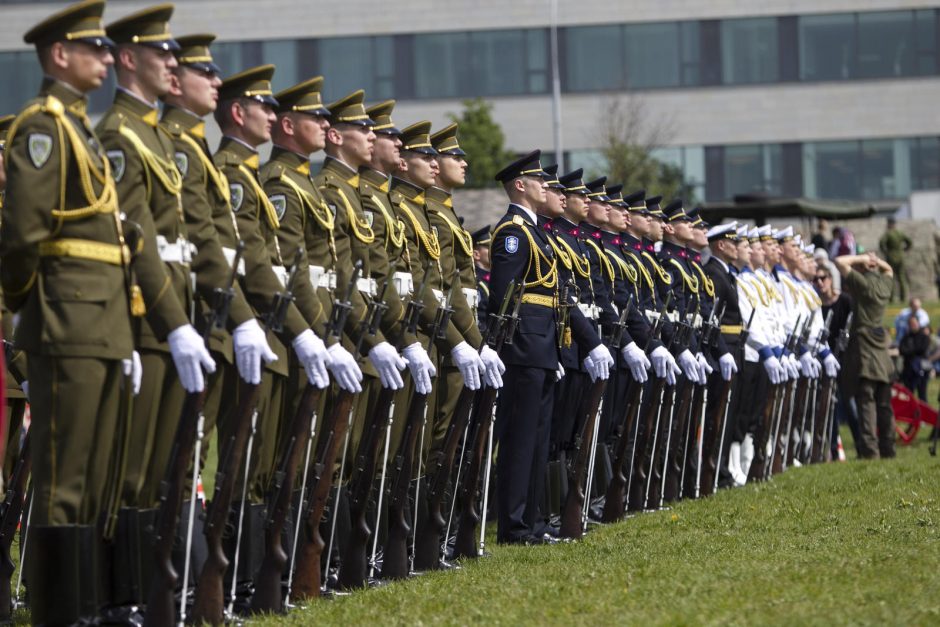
412, 385, 475, 570
336, 386, 395, 589
772, 380, 799, 475
664, 380, 695, 503
144, 390, 206, 627
451, 385, 497, 560
700, 376, 733, 496
748, 384, 779, 482
290, 389, 355, 601
0, 429, 30, 621
250, 384, 322, 613
190, 381, 260, 626
559, 378, 607, 539
628, 379, 666, 512
601, 382, 643, 522
812, 377, 835, 462
380, 389, 429, 579
646, 386, 676, 510
784, 377, 810, 468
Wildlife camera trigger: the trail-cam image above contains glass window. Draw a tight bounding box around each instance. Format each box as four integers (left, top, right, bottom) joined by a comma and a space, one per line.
319, 37, 374, 100
859, 139, 897, 199
0, 51, 42, 114
262, 40, 298, 91
213, 41, 247, 78
721, 18, 778, 84
799, 14, 856, 81
624, 22, 680, 88
679, 21, 702, 86
912, 137, 940, 190
564, 25, 623, 91
566, 149, 607, 178
804, 141, 860, 199
723, 144, 783, 196
372, 36, 395, 100
857, 11, 915, 78
414, 33, 470, 99
914, 10, 938, 75
526, 29, 548, 93
470, 30, 528, 96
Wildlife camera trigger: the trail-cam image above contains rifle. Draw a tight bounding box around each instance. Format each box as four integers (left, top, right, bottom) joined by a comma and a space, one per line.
601, 295, 668, 522
450, 281, 521, 559
190, 246, 297, 625
283, 261, 362, 602
380, 267, 447, 579
767, 316, 805, 478
412, 273, 485, 571
559, 297, 632, 538
334, 277, 397, 590
250, 259, 362, 611
144, 241, 243, 627
799, 311, 831, 465
0, 426, 29, 623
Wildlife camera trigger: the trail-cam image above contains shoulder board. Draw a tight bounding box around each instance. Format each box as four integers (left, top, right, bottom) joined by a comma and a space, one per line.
260, 161, 285, 184
160, 119, 184, 138
512, 215, 526, 226
212, 151, 243, 168
96, 110, 126, 134
388, 189, 405, 204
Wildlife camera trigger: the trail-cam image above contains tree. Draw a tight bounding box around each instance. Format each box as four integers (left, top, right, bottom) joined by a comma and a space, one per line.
447, 98, 514, 189
592, 97, 694, 203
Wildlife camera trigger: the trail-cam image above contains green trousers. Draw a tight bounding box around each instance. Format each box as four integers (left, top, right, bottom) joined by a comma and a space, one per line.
28, 355, 123, 526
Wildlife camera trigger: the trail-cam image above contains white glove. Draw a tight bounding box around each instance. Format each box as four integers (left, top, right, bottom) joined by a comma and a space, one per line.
451, 341, 484, 390
122, 350, 143, 395
168, 324, 216, 393
621, 342, 650, 383
586, 344, 614, 382
811, 356, 822, 379
555, 362, 565, 381
677, 349, 700, 384
232, 319, 278, 384
799, 352, 818, 379
369, 341, 407, 390
785, 354, 801, 380
696, 352, 714, 382
823, 353, 840, 378
402, 342, 436, 394
479, 345, 505, 389
763, 355, 784, 385
650, 346, 680, 384
718, 353, 737, 382
292, 329, 332, 389
327, 343, 363, 393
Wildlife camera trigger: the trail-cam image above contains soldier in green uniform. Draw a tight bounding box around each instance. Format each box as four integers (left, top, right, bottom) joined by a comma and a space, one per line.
834, 252, 896, 459
472, 226, 492, 328
0, 113, 29, 485
97, 6, 221, 610
159, 33, 280, 582
213, 65, 334, 592
878, 217, 913, 302
425, 123, 504, 466
1, 2, 140, 622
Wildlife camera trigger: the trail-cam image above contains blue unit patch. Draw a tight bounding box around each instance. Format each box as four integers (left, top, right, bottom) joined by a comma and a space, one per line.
505, 236, 519, 254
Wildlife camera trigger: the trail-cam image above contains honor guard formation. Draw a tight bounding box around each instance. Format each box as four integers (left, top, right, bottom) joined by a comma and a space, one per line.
0, 2, 879, 625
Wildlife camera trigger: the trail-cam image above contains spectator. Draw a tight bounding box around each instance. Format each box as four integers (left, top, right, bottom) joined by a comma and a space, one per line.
893, 297, 930, 344
933, 229, 940, 299
898, 317, 930, 401
814, 262, 860, 457
878, 217, 913, 302
835, 252, 896, 460
829, 226, 857, 259
811, 218, 830, 252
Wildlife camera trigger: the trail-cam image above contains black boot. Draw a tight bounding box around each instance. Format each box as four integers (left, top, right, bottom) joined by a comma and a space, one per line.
28, 525, 101, 626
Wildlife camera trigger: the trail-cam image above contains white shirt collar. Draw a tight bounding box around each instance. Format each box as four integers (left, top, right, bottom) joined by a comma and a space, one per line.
510, 202, 538, 226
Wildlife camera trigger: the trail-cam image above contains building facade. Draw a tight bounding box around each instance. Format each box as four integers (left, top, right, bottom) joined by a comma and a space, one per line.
1, 0, 938, 202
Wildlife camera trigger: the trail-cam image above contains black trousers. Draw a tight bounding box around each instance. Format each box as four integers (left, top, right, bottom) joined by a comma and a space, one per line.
495, 365, 555, 543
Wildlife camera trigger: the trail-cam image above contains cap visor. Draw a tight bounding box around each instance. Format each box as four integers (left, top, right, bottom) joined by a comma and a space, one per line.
406, 146, 438, 156
376, 126, 401, 136
141, 38, 181, 52
78, 35, 116, 48
186, 61, 222, 75
441, 147, 467, 156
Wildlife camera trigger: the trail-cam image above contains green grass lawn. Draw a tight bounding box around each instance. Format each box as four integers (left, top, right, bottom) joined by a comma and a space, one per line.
245, 428, 940, 626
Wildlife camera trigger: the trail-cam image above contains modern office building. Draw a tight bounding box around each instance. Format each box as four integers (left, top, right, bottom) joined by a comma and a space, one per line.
1, 0, 938, 202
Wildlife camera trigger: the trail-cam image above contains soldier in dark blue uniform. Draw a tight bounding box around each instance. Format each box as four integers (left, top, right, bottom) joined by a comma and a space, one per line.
489, 151, 612, 545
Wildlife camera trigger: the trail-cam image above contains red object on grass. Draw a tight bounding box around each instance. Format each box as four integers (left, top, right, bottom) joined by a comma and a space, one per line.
891, 383, 938, 445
